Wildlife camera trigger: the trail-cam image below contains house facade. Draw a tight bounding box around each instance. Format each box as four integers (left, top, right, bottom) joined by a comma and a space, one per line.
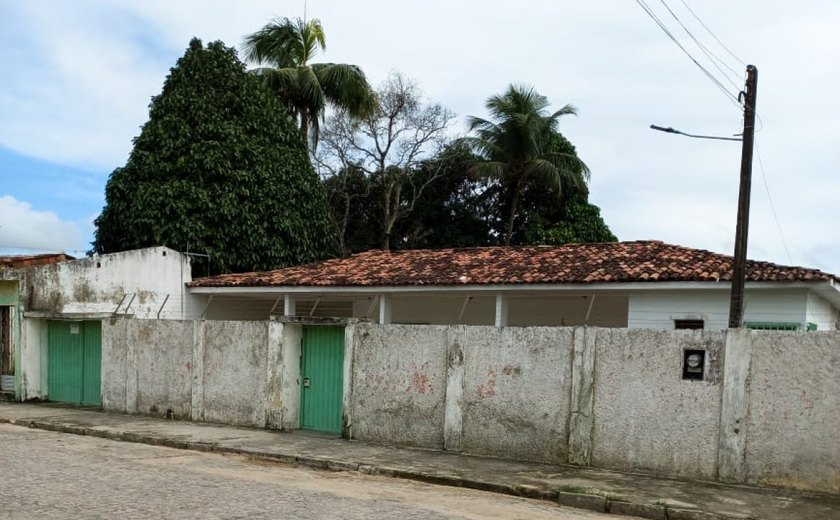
0, 247, 192, 402
187, 241, 840, 331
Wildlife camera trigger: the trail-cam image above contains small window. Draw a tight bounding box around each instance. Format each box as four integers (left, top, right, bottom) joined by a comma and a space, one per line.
675, 319, 704, 330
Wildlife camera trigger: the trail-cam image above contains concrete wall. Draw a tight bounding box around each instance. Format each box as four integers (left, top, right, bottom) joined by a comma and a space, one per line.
349, 325, 448, 448
806, 293, 839, 330
101, 318, 275, 428
459, 326, 574, 463
591, 329, 724, 479
96, 318, 840, 494
347, 325, 840, 493
102, 319, 194, 418
743, 332, 840, 491
201, 320, 269, 426
17, 246, 191, 319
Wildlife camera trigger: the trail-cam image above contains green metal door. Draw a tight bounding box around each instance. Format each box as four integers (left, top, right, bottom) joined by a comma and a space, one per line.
300, 326, 345, 433
48, 321, 101, 406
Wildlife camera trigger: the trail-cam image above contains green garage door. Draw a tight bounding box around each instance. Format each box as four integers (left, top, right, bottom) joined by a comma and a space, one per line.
300, 326, 345, 433
48, 321, 101, 406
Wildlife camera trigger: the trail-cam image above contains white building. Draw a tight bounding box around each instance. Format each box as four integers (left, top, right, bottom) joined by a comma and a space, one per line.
187, 241, 840, 331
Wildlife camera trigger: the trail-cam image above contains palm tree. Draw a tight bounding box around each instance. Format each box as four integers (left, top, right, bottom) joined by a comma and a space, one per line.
465, 85, 589, 245
242, 17, 376, 151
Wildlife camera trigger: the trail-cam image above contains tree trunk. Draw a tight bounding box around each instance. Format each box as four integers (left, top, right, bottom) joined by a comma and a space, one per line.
503, 175, 525, 246
299, 115, 309, 153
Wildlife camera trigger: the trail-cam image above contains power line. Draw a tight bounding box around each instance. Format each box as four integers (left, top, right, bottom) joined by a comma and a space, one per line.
633, 0, 742, 111
678, 0, 747, 67
754, 141, 793, 264
656, 0, 742, 89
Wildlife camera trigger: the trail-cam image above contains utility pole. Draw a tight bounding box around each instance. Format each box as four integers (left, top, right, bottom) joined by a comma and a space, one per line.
728, 65, 758, 328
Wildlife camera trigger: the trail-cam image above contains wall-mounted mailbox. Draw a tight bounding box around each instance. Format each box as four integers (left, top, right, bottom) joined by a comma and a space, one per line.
682, 349, 705, 380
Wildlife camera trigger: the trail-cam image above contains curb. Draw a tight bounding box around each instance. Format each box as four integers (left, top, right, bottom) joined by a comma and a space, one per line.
1, 417, 754, 520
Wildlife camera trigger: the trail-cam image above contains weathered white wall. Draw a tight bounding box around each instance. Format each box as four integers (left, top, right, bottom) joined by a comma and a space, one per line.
350, 324, 448, 448
101, 318, 274, 428
806, 293, 838, 330
96, 318, 840, 494
591, 328, 725, 479
459, 326, 574, 463
201, 321, 269, 426
744, 332, 840, 492
628, 289, 810, 329
22, 247, 191, 319
102, 319, 194, 418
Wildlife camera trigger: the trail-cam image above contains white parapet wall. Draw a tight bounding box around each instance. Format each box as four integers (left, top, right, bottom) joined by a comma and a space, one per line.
20, 246, 192, 319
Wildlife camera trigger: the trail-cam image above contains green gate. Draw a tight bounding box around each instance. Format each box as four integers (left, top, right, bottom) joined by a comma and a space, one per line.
300, 326, 345, 433
48, 321, 101, 406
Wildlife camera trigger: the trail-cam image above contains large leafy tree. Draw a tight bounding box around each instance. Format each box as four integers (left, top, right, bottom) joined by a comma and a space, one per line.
92, 38, 335, 274
242, 17, 376, 151
465, 85, 589, 245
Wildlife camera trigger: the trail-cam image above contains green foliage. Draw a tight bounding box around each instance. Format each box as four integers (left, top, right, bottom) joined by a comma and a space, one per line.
464, 84, 590, 245
242, 17, 376, 151
93, 38, 335, 274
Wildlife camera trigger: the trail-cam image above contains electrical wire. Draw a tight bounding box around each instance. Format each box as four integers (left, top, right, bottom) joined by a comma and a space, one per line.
754, 141, 793, 264
633, 0, 743, 111
656, 0, 742, 90
678, 0, 747, 67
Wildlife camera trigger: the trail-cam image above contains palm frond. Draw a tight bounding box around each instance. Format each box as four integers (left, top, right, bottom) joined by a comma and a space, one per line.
312, 63, 377, 118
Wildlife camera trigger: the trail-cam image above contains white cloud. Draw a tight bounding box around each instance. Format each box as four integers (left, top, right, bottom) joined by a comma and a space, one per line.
0, 196, 86, 252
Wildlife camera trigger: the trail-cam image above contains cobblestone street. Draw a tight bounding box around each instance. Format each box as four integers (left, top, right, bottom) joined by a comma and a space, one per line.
0, 424, 630, 519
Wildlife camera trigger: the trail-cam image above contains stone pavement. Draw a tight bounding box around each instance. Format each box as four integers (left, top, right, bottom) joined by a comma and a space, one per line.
1, 402, 837, 520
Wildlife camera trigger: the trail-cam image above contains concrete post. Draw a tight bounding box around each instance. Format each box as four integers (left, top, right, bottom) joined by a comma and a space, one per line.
443, 326, 465, 452
379, 294, 392, 324
568, 327, 596, 465
718, 328, 753, 482
189, 320, 205, 421
494, 293, 508, 328
342, 323, 355, 438
283, 294, 296, 316
264, 319, 284, 429
125, 321, 138, 414
279, 322, 302, 430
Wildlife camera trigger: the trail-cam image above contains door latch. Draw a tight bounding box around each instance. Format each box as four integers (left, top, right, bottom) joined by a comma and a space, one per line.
303, 377, 311, 388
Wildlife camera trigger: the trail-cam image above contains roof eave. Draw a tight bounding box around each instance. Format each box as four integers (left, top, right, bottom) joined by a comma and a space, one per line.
187, 279, 834, 295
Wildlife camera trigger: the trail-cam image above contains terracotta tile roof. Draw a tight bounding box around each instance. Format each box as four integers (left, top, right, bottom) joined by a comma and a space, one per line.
188, 241, 837, 288
0, 253, 72, 269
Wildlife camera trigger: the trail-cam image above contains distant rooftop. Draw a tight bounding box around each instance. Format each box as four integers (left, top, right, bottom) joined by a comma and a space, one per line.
0, 253, 73, 269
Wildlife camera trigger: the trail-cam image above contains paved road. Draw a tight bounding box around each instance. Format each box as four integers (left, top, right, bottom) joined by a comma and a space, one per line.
0, 423, 633, 519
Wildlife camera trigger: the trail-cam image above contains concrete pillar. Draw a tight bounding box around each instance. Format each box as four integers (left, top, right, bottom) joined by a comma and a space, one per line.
264, 319, 285, 429
125, 321, 138, 414
283, 294, 296, 316
494, 293, 508, 328
279, 321, 302, 430
569, 327, 596, 465
189, 320, 205, 421
342, 323, 355, 438
718, 328, 753, 482
443, 327, 465, 452
379, 294, 392, 324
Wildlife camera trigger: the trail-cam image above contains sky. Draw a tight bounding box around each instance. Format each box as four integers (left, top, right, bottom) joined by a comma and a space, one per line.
1, 1, 838, 274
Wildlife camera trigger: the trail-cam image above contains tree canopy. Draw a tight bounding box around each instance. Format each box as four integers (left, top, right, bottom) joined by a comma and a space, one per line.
242, 17, 376, 152
92, 38, 335, 274
465, 85, 590, 245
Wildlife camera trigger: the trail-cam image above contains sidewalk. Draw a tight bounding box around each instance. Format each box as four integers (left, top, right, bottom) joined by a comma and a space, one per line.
1, 402, 837, 520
